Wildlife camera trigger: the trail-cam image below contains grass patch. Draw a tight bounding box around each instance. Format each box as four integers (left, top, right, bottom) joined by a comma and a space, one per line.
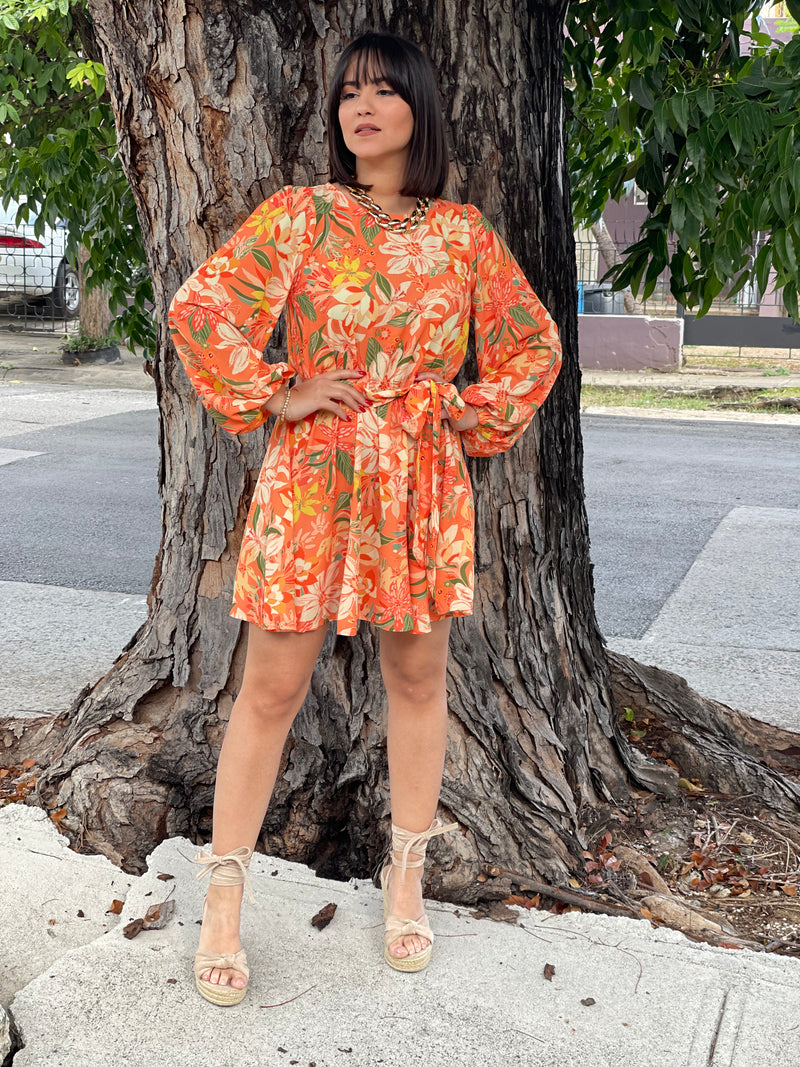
581, 384, 800, 414
683, 350, 800, 372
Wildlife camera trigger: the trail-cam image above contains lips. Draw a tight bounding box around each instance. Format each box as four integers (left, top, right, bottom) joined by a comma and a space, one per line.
355, 124, 380, 133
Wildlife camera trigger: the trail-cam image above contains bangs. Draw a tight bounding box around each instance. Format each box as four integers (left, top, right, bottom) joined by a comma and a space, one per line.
345, 47, 397, 92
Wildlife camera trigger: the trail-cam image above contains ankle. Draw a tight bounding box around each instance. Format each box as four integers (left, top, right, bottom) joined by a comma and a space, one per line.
204, 883, 244, 909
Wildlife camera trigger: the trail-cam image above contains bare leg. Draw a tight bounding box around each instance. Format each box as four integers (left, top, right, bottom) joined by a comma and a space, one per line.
379, 617, 451, 959
198, 621, 329, 988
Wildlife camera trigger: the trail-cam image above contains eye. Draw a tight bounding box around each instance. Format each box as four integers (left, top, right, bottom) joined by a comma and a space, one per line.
378, 89, 395, 96
341, 91, 356, 101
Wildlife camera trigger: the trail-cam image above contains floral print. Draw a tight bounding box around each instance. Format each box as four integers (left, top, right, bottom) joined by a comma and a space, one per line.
167, 182, 562, 635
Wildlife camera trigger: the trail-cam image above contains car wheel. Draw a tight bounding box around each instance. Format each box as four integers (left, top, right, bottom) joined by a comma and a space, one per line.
50, 260, 80, 318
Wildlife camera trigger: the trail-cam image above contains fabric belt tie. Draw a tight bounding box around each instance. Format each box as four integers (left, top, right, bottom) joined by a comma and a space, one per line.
395, 379, 466, 572
337, 376, 467, 620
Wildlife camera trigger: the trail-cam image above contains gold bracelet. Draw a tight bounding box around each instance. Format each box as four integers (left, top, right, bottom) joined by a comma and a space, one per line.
277, 383, 292, 422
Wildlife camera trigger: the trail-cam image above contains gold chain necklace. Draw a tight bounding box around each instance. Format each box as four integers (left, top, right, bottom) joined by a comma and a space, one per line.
343, 184, 431, 233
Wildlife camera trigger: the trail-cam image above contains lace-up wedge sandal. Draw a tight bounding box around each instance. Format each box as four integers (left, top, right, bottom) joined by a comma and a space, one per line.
193, 845, 257, 1005
379, 817, 459, 972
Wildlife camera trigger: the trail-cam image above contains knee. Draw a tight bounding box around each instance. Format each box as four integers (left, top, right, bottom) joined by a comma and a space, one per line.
381, 663, 446, 707
234, 677, 310, 724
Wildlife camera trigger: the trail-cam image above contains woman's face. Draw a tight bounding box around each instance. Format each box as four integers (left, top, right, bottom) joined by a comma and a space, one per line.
337, 58, 414, 171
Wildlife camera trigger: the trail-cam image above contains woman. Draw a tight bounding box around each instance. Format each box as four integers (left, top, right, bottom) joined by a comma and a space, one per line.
168, 30, 562, 1005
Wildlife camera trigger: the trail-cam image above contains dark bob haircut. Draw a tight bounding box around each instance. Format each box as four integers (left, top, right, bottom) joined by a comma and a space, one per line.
326, 31, 448, 199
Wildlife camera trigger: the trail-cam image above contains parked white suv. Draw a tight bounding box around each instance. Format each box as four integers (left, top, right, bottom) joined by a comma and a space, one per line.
0, 198, 79, 316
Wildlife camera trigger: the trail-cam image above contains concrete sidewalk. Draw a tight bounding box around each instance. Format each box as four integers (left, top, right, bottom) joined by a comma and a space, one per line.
2, 326, 799, 1065
2, 803, 798, 1067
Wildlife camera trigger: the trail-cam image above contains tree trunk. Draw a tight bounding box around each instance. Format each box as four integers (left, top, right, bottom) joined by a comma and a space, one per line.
5, 0, 797, 893
77, 243, 113, 338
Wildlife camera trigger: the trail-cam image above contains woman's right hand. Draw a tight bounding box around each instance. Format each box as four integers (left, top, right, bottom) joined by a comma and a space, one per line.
264, 369, 370, 421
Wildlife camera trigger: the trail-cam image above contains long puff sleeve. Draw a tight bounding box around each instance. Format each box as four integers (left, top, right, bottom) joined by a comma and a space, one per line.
167, 184, 312, 435
458, 206, 562, 458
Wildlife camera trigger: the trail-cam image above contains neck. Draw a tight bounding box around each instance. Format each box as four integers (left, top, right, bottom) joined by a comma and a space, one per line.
351, 158, 417, 214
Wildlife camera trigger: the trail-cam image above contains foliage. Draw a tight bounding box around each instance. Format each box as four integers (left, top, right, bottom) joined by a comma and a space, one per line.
1, 0, 798, 362
59, 325, 116, 351
565, 1, 800, 320
0, 0, 154, 356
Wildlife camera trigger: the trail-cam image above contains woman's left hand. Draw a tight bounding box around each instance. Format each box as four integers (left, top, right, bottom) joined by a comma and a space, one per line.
415, 372, 479, 431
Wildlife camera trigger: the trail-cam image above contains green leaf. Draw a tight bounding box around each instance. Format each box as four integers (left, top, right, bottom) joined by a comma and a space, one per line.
374, 271, 392, 300
729, 117, 742, 156
312, 194, 332, 215
696, 85, 714, 117
334, 490, 351, 515
792, 158, 800, 199
312, 213, 330, 251
250, 247, 272, 272
754, 243, 772, 297
653, 96, 669, 141
336, 449, 354, 484
775, 178, 792, 224
360, 215, 380, 244
777, 126, 795, 171
629, 74, 654, 110
509, 305, 537, 327
308, 327, 324, 357
297, 292, 317, 321
670, 94, 690, 135
774, 228, 797, 277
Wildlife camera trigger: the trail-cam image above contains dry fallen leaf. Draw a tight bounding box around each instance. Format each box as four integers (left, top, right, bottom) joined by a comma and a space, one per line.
123, 918, 144, 939
311, 902, 337, 931
144, 899, 176, 929
502, 894, 536, 910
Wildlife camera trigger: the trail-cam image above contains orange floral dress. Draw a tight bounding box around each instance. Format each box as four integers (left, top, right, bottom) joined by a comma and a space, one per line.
167, 182, 562, 635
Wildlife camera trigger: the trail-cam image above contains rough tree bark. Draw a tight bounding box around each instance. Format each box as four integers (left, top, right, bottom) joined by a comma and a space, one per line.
4, 1, 798, 897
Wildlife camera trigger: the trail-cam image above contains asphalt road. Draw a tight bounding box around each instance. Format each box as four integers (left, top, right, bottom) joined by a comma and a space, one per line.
582, 414, 799, 637
1, 407, 798, 641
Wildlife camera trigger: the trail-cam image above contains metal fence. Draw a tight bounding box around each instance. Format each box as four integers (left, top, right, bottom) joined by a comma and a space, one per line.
575, 236, 786, 319
0, 218, 78, 333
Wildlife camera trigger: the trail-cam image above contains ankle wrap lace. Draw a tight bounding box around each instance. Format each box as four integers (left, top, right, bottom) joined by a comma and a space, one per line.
194, 844, 256, 905
389, 817, 459, 887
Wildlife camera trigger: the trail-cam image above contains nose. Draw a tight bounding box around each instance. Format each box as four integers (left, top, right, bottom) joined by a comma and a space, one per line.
355, 87, 376, 113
